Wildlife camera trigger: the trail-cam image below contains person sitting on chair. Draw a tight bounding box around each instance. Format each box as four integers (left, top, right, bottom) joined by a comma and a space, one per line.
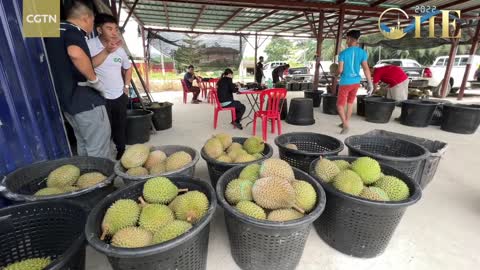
217, 68, 246, 130
183, 65, 202, 104
272, 64, 290, 84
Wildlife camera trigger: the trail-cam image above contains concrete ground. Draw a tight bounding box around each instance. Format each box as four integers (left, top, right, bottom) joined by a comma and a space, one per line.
87, 89, 480, 270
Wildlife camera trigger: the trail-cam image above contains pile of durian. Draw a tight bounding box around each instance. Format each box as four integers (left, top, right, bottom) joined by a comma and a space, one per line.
100, 177, 209, 248
203, 133, 265, 163
225, 158, 317, 222
314, 157, 410, 201
121, 144, 192, 176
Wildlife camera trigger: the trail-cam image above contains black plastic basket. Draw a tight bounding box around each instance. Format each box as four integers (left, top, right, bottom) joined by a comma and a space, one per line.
322, 94, 338, 115
309, 156, 421, 258
85, 176, 216, 270
201, 137, 273, 187
345, 134, 429, 183
274, 132, 344, 172
217, 164, 326, 270
0, 200, 87, 269
356, 95, 367, 116
365, 97, 396, 123
115, 145, 199, 185
0, 156, 116, 210
126, 109, 154, 145
429, 100, 451, 126
400, 100, 438, 127
441, 104, 480, 134
361, 130, 447, 189
148, 102, 173, 131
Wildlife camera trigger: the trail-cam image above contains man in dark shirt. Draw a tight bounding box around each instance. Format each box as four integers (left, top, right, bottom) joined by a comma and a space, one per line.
183, 65, 202, 104
44, 1, 111, 158
272, 64, 289, 84
255, 56, 264, 85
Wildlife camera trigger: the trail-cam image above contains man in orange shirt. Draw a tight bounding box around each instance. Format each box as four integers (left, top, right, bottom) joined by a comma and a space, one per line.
372, 65, 409, 101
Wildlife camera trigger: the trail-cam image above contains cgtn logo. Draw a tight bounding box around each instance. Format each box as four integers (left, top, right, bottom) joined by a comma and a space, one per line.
378, 7, 461, 40
25, 14, 57, 24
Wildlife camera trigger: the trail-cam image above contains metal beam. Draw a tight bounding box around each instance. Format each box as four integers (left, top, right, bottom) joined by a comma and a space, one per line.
463, 4, 480, 13
122, 0, 140, 29
216, 8, 243, 30
237, 10, 278, 32
145, 27, 314, 38
336, 0, 346, 4
257, 13, 304, 33
402, 0, 427, 10
192, 5, 207, 29
370, 0, 388, 7
334, 6, 345, 57
163, 1, 170, 29
458, 17, 480, 100
438, 0, 471, 10
313, 11, 325, 91
304, 12, 317, 37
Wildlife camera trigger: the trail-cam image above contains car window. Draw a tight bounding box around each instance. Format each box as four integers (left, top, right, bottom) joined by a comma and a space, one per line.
404, 61, 416, 67
459, 57, 468, 66
382, 61, 402, 66
454, 58, 462, 66
434, 58, 445, 66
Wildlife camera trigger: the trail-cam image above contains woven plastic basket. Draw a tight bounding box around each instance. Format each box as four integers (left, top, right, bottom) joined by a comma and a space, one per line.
217, 164, 326, 270
361, 130, 447, 189
275, 132, 344, 172
85, 176, 216, 270
0, 200, 87, 269
201, 137, 273, 187
115, 145, 199, 185
345, 134, 429, 183
309, 156, 421, 258
0, 156, 116, 210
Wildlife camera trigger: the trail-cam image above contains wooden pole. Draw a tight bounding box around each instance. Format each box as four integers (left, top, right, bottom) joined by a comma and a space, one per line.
313, 11, 325, 92
458, 20, 480, 100
254, 33, 258, 82
440, 25, 462, 98
332, 6, 345, 95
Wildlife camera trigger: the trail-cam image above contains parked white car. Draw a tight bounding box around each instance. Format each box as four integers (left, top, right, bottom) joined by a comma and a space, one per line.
425, 55, 480, 96
263, 61, 288, 81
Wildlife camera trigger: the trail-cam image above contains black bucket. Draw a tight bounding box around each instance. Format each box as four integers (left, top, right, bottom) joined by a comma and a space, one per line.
400, 100, 438, 127
429, 100, 451, 126
304, 90, 324, 107
322, 94, 338, 115
148, 102, 173, 131
286, 98, 315, 126
356, 95, 367, 116
441, 104, 480, 134
365, 97, 396, 123
126, 109, 153, 145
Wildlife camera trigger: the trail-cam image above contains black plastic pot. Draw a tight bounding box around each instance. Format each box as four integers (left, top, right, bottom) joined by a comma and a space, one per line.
356, 95, 367, 116
365, 97, 396, 123
304, 90, 324, 107
286, 98, 315, 125
429, 100, 451, 126
400, 100, 438, 127
126, 109, 153, 145
322, 94, 338, 115
309, 157, 421, 258
148, 102, 173, 131
441, 104, 480, 134
217, 164, 326, 270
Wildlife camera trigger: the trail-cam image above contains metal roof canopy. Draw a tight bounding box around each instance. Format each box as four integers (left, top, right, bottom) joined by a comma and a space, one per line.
119, 0, 480, 38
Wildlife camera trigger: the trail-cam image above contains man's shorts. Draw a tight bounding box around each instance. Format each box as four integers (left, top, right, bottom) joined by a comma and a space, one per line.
337, 84, 360, 106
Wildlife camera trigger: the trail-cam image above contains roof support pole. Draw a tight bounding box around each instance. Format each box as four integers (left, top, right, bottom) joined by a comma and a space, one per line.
109, 0, 118, 19
332, 6, 345, 95
313, 11, 324, 92
121, 0, 139, 30
141, 27, 150, 92
440, 26, 462, 98
254, 33, 258, 80
458, 18, 480, 100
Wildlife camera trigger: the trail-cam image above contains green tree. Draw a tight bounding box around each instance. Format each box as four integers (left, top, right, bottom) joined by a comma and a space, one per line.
173, 34, 202, 72
264, 37, 294, 61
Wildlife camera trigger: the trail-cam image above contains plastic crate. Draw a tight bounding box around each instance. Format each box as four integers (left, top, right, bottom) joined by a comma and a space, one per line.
309, 156, 422, 258
0, 156, 116, 210
85, 176, 216, 270
275, 132, 344, 172
0, 200, 87, 269
217, 164, 326, 270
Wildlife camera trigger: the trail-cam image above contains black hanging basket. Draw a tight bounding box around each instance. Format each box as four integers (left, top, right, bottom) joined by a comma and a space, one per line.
345, 134, 429, 184
274, 132, 344, 172
365, 97, 396, 123
322, 94, 338, 115
85, 176, 216, 270
217, 164, 326, 270
309, 156, 421, 258
0, 156, 116, 210
201, 137, 273, 188
441, 103, 480, 134
126, 109, 154, 145
400, 100, 438, 127
0, 200, 87, 269
148, 102, 173, 131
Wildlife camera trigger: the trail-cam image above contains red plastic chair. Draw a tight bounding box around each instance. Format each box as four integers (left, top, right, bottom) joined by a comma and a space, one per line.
211, 91, 237, 129
252, 88, 287, 141
207, 78, 219, 104
180, 79, 193, 104
199, 80, 209, 99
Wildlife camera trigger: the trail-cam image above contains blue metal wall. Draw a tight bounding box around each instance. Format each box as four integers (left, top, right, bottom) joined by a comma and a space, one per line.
0, 0, 71, 175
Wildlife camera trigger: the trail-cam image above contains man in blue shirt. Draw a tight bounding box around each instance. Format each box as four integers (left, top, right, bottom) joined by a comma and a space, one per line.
337, 30, 373, 134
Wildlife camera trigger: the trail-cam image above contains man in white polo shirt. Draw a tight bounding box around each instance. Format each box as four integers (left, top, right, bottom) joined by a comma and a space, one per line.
87, 14, 132, 160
